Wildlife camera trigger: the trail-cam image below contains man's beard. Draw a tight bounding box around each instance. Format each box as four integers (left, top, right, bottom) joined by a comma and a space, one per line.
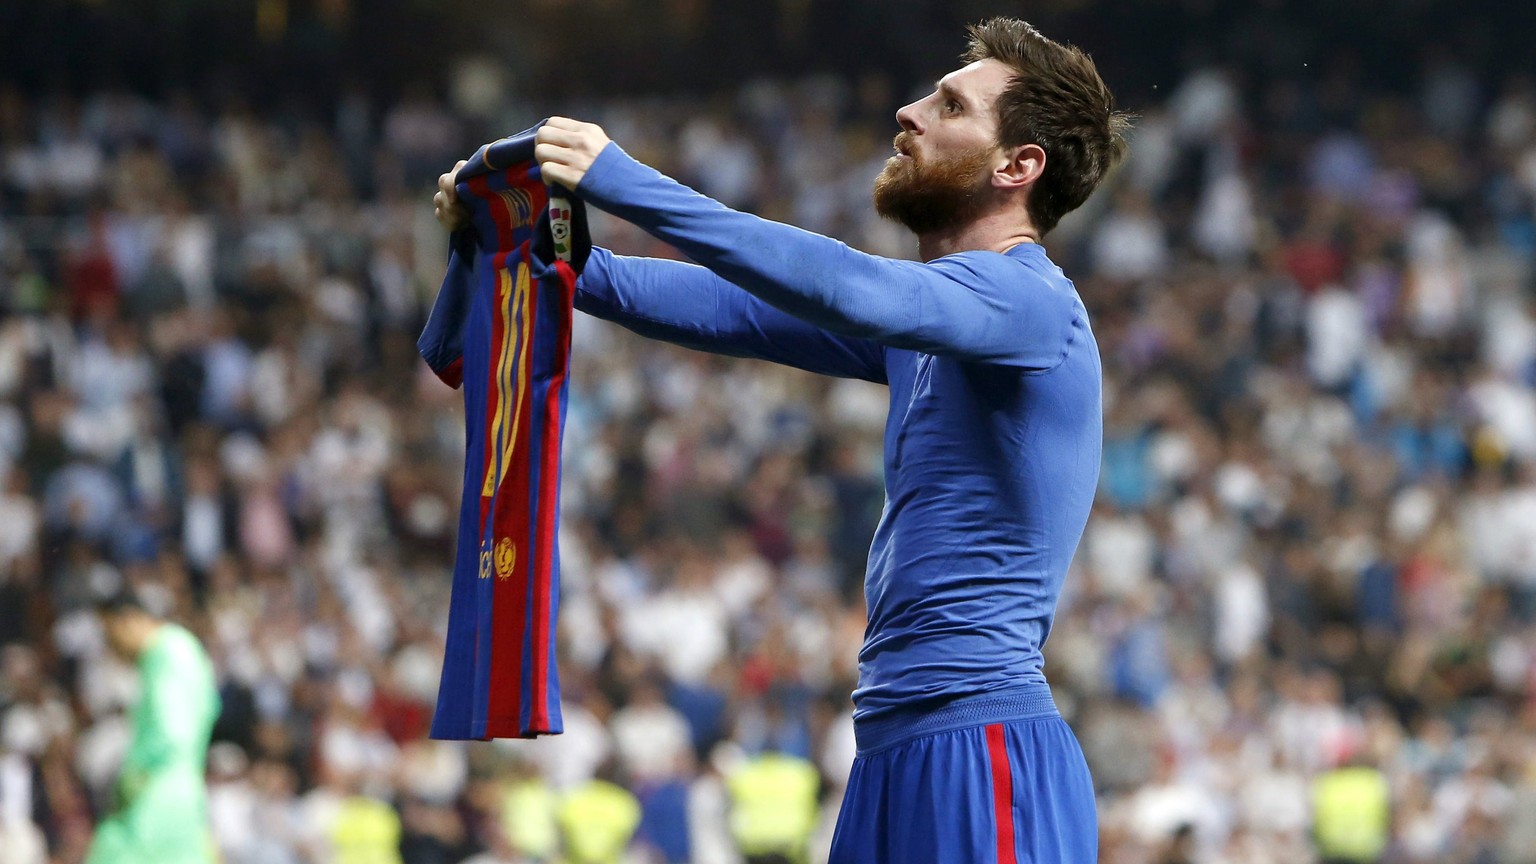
872, 134, 996, 236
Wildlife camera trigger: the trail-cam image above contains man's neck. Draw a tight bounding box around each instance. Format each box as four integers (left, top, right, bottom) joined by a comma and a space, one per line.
131, 619, 165, 660
916, 209, 1039, 262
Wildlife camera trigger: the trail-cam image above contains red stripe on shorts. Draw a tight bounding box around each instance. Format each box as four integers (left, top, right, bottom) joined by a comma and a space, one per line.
985, 723, 1017, 864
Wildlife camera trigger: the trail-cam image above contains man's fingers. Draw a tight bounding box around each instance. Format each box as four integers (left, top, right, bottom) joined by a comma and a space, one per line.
533, 141, 569, 165
535, 126, 587, 150
433, 159, 471, 230
438, 160, 469, 195
432, 189, 468, 230
540, 118, 604, 143
541, 163, 578, 190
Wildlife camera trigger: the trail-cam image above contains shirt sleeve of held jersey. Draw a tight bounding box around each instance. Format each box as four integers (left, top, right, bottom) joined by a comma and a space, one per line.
577, 246, 888, 383
577, 143, 1078, 370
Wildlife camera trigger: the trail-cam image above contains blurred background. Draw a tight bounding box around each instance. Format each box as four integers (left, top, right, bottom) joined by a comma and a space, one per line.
2, 0, 1536, 862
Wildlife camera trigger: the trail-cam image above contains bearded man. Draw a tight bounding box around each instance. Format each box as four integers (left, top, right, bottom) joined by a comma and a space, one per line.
436, 17, 1128, 862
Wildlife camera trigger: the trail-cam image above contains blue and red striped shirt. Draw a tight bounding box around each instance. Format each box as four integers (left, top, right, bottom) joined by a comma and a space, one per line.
419, 125, 587, 739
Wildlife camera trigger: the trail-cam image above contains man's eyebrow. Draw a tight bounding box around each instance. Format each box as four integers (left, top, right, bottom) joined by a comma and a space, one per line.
935, 80, 970, 109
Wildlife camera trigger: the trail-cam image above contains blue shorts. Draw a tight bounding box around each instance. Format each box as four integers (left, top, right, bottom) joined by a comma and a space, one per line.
829, 704, 1097, 863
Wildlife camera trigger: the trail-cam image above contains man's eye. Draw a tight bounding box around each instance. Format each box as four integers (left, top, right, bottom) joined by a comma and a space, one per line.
945, 99, 962, 114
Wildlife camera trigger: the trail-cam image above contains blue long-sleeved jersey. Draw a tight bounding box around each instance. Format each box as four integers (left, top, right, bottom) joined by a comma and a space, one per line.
573, 143, 1102, 749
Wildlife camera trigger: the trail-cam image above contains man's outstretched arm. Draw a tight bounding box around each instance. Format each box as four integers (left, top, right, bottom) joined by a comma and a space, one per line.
433, 155, 886, 383
536, 119, 1079, 370
579, 248, 887, 383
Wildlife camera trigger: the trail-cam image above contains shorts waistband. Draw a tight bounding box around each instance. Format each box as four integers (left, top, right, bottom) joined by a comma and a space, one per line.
853, 684, 1060, 755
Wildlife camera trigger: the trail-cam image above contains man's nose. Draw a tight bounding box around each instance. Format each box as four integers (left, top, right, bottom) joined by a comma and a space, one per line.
895, 101, 922, 134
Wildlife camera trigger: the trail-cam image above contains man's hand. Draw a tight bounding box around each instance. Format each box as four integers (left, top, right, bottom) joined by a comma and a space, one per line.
434, 159, 469, 231
535, 117, 611, 190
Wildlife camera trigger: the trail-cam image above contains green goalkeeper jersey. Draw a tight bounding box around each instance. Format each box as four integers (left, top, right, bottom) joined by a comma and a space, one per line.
87, 623, 221, 864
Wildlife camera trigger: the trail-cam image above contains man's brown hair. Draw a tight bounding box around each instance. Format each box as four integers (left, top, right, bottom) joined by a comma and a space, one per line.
964, 17, 1131, 234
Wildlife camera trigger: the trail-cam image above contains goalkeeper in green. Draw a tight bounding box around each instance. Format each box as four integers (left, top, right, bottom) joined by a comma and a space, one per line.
87, 591, 221, 864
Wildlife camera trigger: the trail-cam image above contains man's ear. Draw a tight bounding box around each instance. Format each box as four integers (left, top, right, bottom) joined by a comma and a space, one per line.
994, 143, 1046, 191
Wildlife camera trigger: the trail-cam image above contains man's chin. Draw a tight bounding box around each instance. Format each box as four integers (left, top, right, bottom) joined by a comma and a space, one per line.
872, 192, 931, 235
877, 158, 910, 185
871, 144, 993, 235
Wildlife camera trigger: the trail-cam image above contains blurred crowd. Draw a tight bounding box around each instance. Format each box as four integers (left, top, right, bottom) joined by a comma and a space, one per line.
3, 22, 1536, 864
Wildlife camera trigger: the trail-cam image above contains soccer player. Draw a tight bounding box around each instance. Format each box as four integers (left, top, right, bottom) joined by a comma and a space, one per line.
87, 592, 221, 864
435, 17, 1127, 862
